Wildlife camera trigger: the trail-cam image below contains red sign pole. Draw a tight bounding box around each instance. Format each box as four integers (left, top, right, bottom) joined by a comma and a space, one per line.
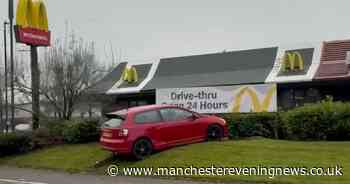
13, 0, 51, 129
30, 46, 40, 129
3, 22, 9, 133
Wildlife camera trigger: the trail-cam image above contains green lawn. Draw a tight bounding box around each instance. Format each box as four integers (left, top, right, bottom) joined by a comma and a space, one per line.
0, 143, 111, 173
0, 138, 349, 184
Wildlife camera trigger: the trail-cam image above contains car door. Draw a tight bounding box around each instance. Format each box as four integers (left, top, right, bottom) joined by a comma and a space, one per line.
175, 109, 205, 141
133, 110, 165, 147
159, 108, 196, 145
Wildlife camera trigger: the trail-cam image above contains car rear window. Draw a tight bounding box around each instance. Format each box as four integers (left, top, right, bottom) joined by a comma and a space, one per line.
102, 113, 125, 128
102, 118, 124, 128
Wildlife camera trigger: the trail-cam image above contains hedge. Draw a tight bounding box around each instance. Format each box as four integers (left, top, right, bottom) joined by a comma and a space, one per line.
0, 133, 32, 156
281, 99, 350, 141
31, 126, 65, 149
221, 99, 350, 141
221, 112, 282, 139
35, 118, 101, 144
62, 119, 100, 144
0, 119, 101, 157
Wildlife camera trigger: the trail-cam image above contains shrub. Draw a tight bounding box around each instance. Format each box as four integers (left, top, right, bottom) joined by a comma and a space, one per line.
37, 118, 100, 145
31, 127, 65, 149
221, 113, 281, 139
40, 119, 69, 137
0, 133, 32, 156
281, 99, 350, 141
62, 120, 100, 144
29, 119, 71, 149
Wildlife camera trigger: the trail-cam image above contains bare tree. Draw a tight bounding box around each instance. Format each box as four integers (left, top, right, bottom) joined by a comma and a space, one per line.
40, 32, 103, 120
14, 30, 106, 121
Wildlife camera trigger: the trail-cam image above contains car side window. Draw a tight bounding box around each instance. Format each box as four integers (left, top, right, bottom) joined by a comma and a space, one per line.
160, 108, 193, 122
134, 110, 162, 124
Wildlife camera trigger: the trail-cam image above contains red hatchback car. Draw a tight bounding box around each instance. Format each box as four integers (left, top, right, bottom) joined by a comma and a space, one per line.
100, 104, 228, 159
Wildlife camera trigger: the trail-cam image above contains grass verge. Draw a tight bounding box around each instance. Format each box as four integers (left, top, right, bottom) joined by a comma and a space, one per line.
0, 143, 111, 173
1, 138, 349, 184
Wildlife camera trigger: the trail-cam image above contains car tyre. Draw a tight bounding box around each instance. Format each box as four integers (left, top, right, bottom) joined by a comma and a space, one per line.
207, 124, 223, 141
132, 138, 153, 160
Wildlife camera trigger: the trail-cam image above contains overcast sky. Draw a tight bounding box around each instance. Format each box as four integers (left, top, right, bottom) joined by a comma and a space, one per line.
1, 0, 350, 64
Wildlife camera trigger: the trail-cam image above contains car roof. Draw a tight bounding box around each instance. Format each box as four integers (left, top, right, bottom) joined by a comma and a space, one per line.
108, 104, 180, 115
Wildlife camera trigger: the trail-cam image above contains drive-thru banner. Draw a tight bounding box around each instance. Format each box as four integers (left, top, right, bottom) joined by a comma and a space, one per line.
156, 84, 277, 113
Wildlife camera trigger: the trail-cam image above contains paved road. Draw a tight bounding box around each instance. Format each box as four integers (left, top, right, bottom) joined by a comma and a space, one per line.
0, 166, 230, 184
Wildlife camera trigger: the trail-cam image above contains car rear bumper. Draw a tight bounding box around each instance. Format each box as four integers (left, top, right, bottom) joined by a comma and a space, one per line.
100, 137, 131, 154
224, 125, 229, 137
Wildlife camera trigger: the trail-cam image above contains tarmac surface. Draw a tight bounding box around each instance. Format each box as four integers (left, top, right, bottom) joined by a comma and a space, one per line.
0, 166, 239, 184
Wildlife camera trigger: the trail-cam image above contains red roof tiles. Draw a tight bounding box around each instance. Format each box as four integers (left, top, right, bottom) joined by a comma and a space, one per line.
315, 40, 350, 80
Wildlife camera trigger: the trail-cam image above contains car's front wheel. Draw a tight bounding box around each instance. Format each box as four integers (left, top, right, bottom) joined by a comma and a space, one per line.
207, 124, 223, 141
132, 138, 153, 160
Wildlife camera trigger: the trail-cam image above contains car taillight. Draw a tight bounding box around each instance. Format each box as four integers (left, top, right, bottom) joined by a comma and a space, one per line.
118, 128, 129, 137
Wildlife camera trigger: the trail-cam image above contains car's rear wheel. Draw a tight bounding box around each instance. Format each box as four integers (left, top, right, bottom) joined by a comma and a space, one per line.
207, 124, 223, 141
132, 139, 153, 160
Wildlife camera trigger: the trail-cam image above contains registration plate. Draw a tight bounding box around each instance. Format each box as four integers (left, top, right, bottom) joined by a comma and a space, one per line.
103, 132, 113, 138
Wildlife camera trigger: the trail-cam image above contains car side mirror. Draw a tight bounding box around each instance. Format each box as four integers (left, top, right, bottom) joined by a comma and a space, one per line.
191, 113, 200, 120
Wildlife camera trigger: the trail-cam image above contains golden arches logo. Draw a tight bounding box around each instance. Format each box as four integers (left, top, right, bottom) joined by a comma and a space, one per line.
16, 0, 49, 31
281, 52, 304, 72
121, 66, 139, 83
232, 85, 276, 112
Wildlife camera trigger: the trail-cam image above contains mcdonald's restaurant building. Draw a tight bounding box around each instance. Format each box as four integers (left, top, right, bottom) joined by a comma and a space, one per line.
89, 39, 350, 114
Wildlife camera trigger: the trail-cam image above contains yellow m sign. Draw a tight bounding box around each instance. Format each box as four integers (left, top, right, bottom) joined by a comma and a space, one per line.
232, 85, 276, 113
281, 52, 304, 72
121, 66, 139, 83
16, 0, 49, 31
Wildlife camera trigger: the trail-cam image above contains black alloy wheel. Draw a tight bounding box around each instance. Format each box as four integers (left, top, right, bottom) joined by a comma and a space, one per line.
207, 124, 223, 141
132, 139, 153, 160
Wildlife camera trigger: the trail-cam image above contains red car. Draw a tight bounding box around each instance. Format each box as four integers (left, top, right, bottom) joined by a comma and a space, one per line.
100, 104, 228, 159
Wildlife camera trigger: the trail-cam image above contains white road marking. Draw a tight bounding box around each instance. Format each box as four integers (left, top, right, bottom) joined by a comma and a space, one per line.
0, 179, 48, 184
